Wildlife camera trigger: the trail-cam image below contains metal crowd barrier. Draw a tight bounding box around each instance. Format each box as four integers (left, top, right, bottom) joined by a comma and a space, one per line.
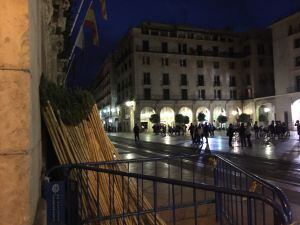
45, 154, 292, 225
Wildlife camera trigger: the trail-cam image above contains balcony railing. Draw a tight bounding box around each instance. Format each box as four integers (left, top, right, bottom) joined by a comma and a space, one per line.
137, 94, 243, 101
288, 27, 300, 36
135, 46, 243, 58
143, 80, 151, 85
286, 86, 300, 93
162, 80, 170, 85
214, 82, 221, 87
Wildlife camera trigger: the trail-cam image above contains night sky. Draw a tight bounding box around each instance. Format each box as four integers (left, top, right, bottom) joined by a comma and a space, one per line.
67, 0, 300, 88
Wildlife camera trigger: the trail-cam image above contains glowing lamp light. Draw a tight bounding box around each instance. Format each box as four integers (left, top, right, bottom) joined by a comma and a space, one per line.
125, 100, 135, 107
111, 107, 116, 113
264, 108, 271, 113
231, 111, 238, 116
108, 118, 113, 123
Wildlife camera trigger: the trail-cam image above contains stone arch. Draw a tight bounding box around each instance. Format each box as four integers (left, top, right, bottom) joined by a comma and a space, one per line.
228, 106, 242, 124
140, 107, 156, 131
178, 107, 193, 124
292, 99, 300, 126
160, 107, 175, 126
257, 103, 275, 125
213, 106, 226, 121
195, 107, 210, 123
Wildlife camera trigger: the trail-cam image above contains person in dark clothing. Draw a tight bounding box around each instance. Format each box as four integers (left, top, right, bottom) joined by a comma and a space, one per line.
254, 121, 259, 139
133, 123, 140, 141
239, 123, 246, 147
227, 124, 235, 147
269, 121, 275, 138
245, 122, 252, 147
188, 123, 195, 143
193, 124, 199, 144
203, 123, 209, 143
295, 120, 300, 141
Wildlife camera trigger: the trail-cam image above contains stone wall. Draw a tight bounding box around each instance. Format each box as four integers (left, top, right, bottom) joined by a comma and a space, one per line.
42, 0, 71, 84
0, 0, 43, 224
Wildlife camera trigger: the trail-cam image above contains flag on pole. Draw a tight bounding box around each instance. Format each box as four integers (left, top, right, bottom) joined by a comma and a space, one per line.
84, 6, 99, 47
75, 25, 85, 49
100, 0, 108, 20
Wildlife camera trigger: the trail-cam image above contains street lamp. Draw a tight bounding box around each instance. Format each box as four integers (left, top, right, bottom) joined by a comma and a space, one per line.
125, 100, 135, 107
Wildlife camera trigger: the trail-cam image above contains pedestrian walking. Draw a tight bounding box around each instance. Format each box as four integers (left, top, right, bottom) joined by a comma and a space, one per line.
197, 123, 203, 144
239, 123, 246, 147
227, 124, 234, 147
203, 123, 209, 143
295, 120, 300, 141
193, 124, 199, 144
269, 121, 275, 138
188, 123, 195, 143
254, 121, 259, 139
245, 122, 252, 147
133, 123, 140, 141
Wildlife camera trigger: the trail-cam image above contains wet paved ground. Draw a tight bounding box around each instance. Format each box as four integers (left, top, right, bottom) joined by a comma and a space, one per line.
107, 130, 300, 222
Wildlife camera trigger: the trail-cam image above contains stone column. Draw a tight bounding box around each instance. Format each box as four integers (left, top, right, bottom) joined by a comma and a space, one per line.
0, 0, 43, 224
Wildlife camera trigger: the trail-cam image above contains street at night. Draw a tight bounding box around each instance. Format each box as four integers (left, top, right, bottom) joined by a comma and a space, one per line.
3, 0, 300, 224
109, 131, 300, 221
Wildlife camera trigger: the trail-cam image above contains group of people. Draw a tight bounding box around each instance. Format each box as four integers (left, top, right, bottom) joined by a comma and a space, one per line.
227, 122, 252, 147
253, 121, 290, 139
188, 122, 215, 144
152, 124, 189, 136
226, 120, 300, 147
133, 119, 300, 144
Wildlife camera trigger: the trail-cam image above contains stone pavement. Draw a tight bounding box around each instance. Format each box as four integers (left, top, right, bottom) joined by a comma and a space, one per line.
108, 130, 300, 162
108, 130, 300, 223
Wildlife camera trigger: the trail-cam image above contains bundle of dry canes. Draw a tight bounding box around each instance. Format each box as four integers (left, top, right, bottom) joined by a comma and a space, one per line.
42, 100, 166, 225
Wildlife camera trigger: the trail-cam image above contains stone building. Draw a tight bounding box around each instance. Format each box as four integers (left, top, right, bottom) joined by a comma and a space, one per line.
91, 56, 121, 131
270, 11, 300, 128
94, 22, 274, 132
240, 11, 300, 130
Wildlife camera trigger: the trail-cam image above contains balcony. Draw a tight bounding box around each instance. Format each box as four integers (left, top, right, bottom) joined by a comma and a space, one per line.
286, 86, 300, 93
135, 46, 243, 58
288, 27, 300, 36
143, 80, 151, 85
214, 82, 221, 87
162, 80, 170, 85
180, 81, 188, 86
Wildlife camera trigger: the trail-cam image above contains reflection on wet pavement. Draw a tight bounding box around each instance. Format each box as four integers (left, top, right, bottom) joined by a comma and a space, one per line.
109, 131, 300, 221
109, 131, 300, 162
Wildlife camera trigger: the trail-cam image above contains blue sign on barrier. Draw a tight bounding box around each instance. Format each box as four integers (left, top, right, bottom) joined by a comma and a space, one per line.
46, 181, 66, 225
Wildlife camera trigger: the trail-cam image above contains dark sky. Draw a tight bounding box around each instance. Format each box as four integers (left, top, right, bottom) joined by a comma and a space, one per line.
67, 0, 300, 88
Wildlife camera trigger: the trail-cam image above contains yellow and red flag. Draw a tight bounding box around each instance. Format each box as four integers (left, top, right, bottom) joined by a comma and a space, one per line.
84, 7, 99, 47
100, 0, 108, 20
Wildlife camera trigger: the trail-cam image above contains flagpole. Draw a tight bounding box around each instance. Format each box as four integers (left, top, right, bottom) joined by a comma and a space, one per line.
70, 0, 93, 37
63, 52, 76, 84
64, 0, 94, 85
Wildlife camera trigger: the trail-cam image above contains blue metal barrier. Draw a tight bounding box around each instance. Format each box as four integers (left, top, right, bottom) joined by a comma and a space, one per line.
45, 154, 291, 225
214, 154, 292, 225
